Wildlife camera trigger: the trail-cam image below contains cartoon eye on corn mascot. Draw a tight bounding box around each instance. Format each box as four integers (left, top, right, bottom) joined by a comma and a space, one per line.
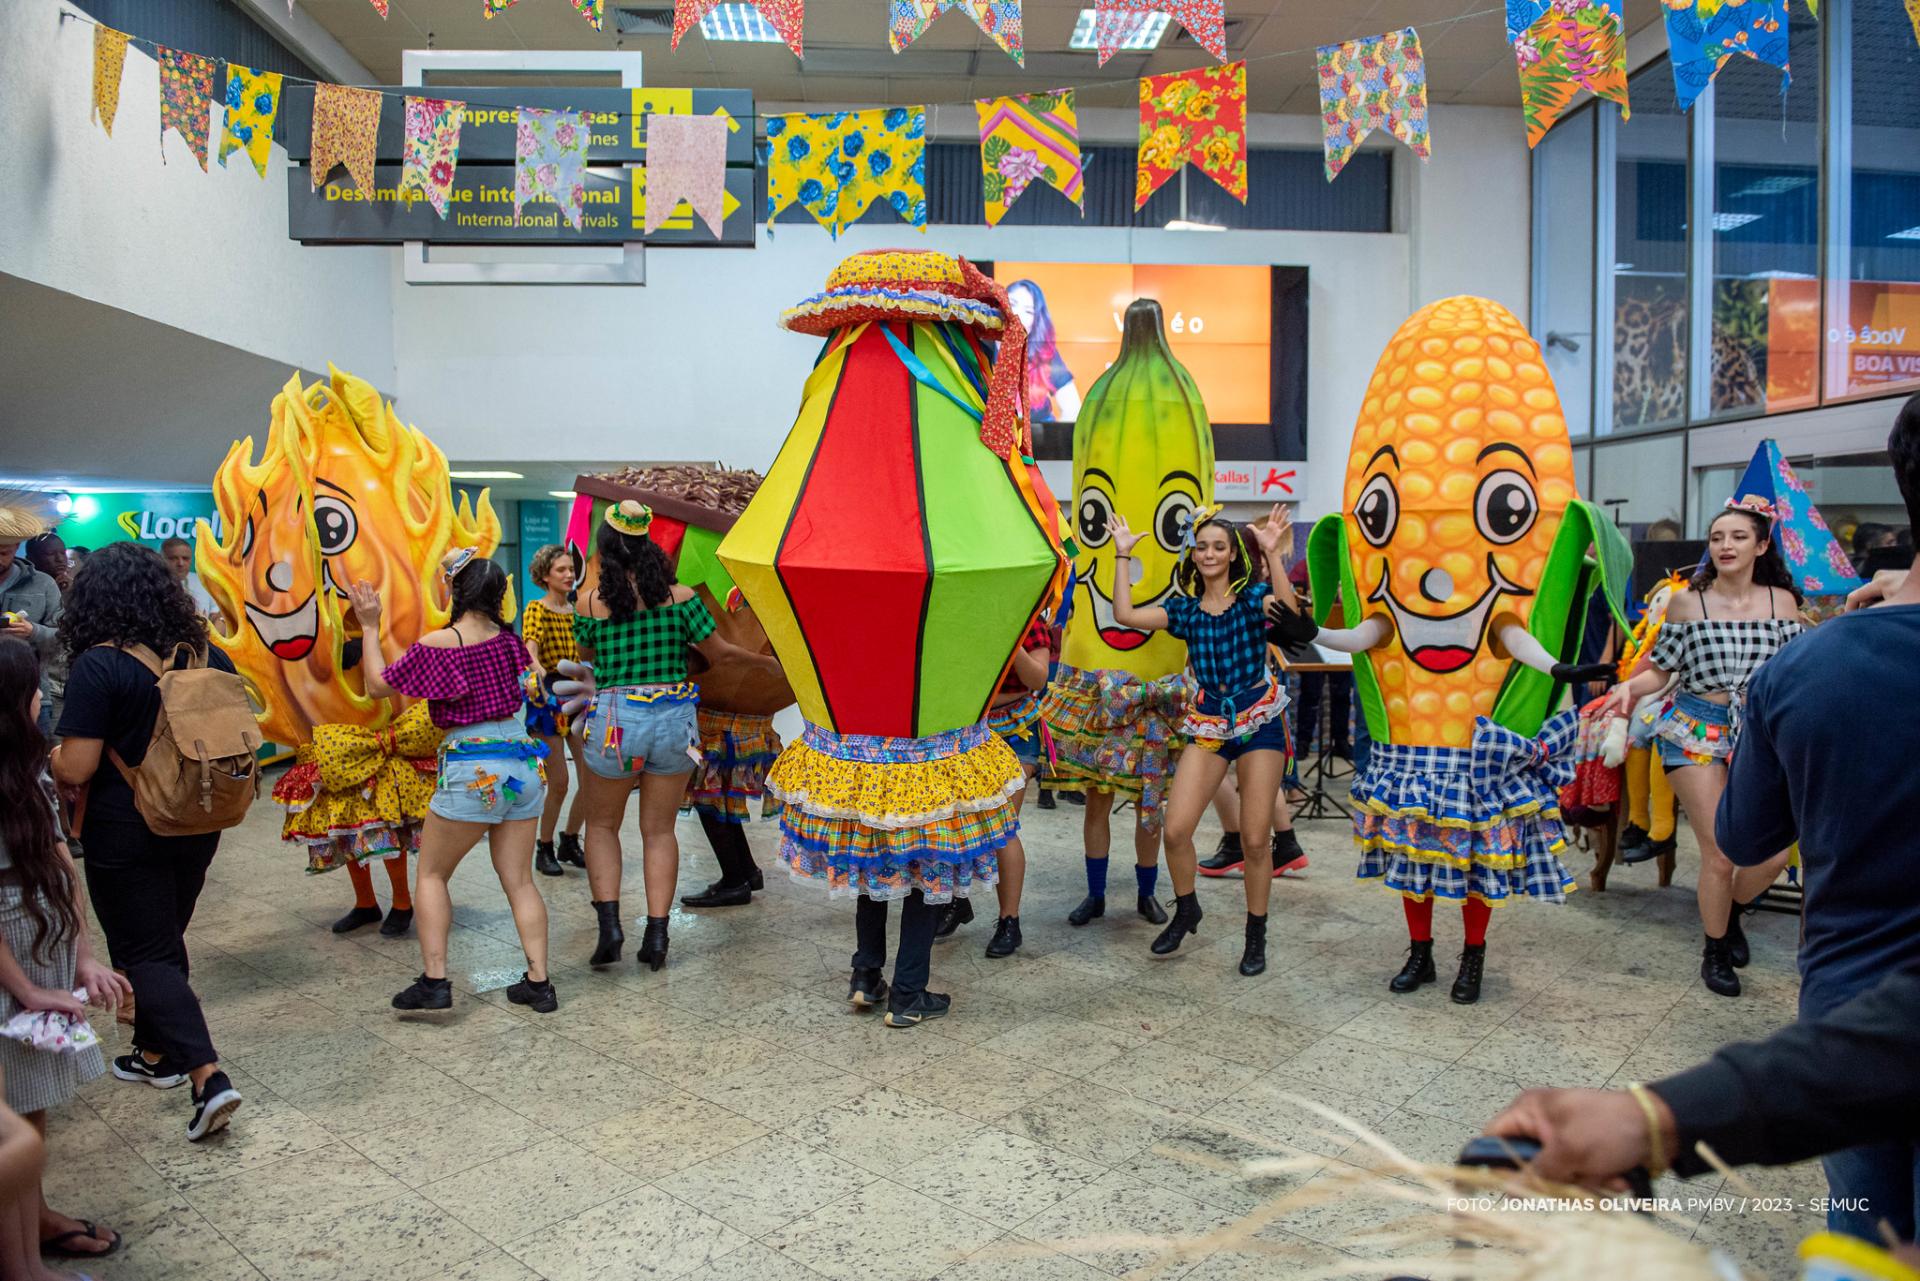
196, 365, 504, 937
1303, 297, 1628, 1004
1039, 299, 1212, 933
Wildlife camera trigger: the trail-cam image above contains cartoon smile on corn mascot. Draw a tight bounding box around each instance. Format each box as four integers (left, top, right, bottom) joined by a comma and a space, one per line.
196, 365, 504, 748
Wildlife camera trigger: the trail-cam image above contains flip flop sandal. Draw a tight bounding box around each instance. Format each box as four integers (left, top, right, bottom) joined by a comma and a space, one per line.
41, 1221, 121, 1258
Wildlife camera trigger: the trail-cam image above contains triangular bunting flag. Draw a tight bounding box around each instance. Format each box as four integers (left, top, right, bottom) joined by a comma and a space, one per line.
515, 107, 591, 230
1664, 0, 1791, 111
1907, 0, 1920, 48
92, 26, 130, 137
1136, 62, 1245, 209
1727, 440, 1863, 596
310, 83, 382, 192
483, 0, 519, 13
675, 0, 804, 57
400, 97, 467, 218
1094, 0, 1224, 66
218, 65, 283, 178
1315, 27, 1430, 181
643, 113, 728, 235
1509, 0, 1629, 147
763, 107, 926, 237
974, 89, 1082, 226
892, 0, 1023, 65
158, 48, 218, 170
570, 0, 606, 29
368, 0, 389, 16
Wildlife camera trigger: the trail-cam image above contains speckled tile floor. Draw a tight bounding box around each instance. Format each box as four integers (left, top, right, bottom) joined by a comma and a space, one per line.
51, 786, 1823, 1281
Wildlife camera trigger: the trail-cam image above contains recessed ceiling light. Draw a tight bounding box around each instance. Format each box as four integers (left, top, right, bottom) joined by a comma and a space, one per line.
1888, 226, 1920, 241
449, 470, 524, 480
698, 4, 784, 41
1164, 219, 1225, 232
1728, 175, 1813, 198
1712, 212, 1762, 232
1068, 8, 1169, 51
549, 490, 578, 499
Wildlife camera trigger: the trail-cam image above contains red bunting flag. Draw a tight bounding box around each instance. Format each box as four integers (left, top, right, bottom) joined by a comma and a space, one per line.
1136, 61, 1246, 209
674, 0, 805, 57
1094, 0, 1224, 66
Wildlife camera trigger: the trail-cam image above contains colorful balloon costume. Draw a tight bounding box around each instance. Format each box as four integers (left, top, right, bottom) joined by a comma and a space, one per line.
1039, 299, 1213, 831
718, 250, 1068, 903
196, 365, 504, 872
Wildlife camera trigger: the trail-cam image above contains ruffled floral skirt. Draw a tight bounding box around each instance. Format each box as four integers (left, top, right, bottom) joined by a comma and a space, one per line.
1038, 664, 1190, 831
1353, 712, 1579, 906
768, 722, 1019, 903
688, 707, 782, 823
275, 704, 442, 873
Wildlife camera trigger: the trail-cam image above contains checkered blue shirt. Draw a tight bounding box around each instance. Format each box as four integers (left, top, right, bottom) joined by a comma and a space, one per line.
1165, 581, 1272, 710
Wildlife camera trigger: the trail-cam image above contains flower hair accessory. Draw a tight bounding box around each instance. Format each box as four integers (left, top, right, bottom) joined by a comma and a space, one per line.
604, 500, 654, 536
1176, 502, 1225, 554
1724, 495, 1777, 523
440, 547, 479, 581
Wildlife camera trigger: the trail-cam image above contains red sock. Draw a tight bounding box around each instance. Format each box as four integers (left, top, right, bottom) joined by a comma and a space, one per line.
384, 853, 412, 912
1402, 896, 1433, 943
347, 861, 378, 910
1462, 897, 1491, 948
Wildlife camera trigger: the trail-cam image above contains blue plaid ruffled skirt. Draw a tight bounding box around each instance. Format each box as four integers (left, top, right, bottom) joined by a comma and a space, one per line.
1352, 712, 1579, 906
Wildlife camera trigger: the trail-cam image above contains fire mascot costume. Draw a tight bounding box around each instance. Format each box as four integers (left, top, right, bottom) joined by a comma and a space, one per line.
1305, 297, 1628, 1003
196, 365, 503, 935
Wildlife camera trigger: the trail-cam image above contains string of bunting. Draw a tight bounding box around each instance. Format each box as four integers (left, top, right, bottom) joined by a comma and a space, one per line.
69, 0, 1885, 240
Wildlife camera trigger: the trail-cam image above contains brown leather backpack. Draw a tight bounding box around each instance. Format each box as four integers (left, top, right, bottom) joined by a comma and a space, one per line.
104, 644, 260, 836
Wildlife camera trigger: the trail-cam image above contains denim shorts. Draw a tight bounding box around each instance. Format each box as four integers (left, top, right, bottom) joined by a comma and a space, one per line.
430, 718, 548, 825
1210, 713, 1292, 764
1655, 690, 1733, 770
581, 686, 701, 780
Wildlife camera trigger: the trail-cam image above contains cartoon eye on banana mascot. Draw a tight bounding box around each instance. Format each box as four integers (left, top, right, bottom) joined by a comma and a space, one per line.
1040, 300, 1212, 925
1302, 297, 1630, 996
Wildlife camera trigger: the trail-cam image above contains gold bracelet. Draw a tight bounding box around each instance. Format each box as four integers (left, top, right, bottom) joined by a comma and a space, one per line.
1626, 1083, 1670, 1181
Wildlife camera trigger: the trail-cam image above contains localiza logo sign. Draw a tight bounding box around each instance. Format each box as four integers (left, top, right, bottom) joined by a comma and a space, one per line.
116, 509, 227, 541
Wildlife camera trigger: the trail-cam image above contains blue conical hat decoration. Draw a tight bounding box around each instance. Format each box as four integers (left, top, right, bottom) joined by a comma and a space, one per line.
1725, 439, 1863, 598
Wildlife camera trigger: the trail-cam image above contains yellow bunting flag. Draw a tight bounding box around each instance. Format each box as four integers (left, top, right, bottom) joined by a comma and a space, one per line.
763, 107, 927, 238
92, 25, 130, 137
310, 83, 382, 192
218, 65, 284, 179
973, 89, 1082, 226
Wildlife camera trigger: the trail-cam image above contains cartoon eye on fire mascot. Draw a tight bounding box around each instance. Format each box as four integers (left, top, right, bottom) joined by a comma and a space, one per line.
1038, 299, 1211, 927
196, 366, 504, 926
1302, 297, 1629, 1000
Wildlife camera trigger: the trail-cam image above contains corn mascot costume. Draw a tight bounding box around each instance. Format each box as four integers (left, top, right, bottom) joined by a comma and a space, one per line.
196, 366, 503, 936
718, 250, 1067, 1024
1306, 298, 1629, 1002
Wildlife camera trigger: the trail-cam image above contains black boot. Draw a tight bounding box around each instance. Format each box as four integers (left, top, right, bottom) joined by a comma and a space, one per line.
1617, 823, 1654, 864
556, 831, 587, 868
1149, 892, 1203, 956
1137, 893, 1167, 925
934, 897, 974, 939
636, 916, 670, 972
332, 905, 382, 934
1037, 790, 1056, 810
1271, 829, 1307, 873
1389, 941, 1436, 994
1450, 944, 1486, 1005
1701, 935, 1741, 997
589, 900, 624, 967
1238, 913, 1268, 977
1198, 832, 1243, 876
1067, 895, 1105, 927
681, 878, 753, 908
1724, 901, 1752, 969
535, 840, 563, 877
985, 916, 1022, 959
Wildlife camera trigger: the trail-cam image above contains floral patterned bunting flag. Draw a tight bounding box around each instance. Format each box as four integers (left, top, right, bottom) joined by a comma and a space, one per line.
674, 0, 805, 56
1906, 0, 1920, 50
643, 114, 728, 235
974, 89, 1082, 226
483, 0, 519, 13
217, 65, 283, 178
1663, 0, 1790, 110
399, 97, 467, 218
515, 107, 591, 230
763, 107, 926, 237
310, 83, 382, 191
158, 48, 217, 170
1508, 0, 1629, 148
1094, 0, 1224, 66
92, 25, 130, 137
892, 0, 1023, 65
1315, 27, 1430, 181
1135, 62, 1245, 209
368, 0, 389, 15
570, 0, 606, 29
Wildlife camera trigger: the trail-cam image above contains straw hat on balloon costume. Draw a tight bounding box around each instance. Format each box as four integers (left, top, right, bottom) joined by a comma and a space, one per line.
718, 251, 1069, 920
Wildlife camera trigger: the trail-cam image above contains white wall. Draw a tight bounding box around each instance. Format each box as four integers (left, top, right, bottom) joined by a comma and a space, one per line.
0, 0, 393, 386
1409, 104, 1534, 321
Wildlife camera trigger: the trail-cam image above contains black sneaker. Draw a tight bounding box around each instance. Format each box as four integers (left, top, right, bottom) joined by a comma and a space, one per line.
112, 1052, 188, 1089
331, 905, 383, 934
505, 973, 559, 1014
848, 967, 889, 1009
186, 1072, 242, 1142
392, 974, 454, 1012
884, 991, 952, 1029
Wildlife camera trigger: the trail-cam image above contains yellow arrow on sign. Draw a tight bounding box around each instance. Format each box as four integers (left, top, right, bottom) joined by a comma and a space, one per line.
629, 169, 741, 234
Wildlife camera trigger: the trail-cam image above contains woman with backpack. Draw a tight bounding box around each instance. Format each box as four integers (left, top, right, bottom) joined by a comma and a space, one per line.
49, 543, 244, 1142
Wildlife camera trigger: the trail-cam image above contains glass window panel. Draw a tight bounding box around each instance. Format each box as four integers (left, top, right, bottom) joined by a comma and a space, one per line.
1591, 434, 1686, 529
1611, 64, 1690, 433
1831, 0, 1920, 402
1531, 108, 1595, 439
1708, 7, 1822, 418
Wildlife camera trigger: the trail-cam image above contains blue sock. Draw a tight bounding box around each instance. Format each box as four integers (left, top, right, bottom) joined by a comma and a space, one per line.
1135, 863, 1159, 897
1085, 857, 1109, 898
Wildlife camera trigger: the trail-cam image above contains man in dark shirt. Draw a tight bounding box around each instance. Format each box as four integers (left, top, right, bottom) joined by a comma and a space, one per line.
1713, 391, 1920, 1241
